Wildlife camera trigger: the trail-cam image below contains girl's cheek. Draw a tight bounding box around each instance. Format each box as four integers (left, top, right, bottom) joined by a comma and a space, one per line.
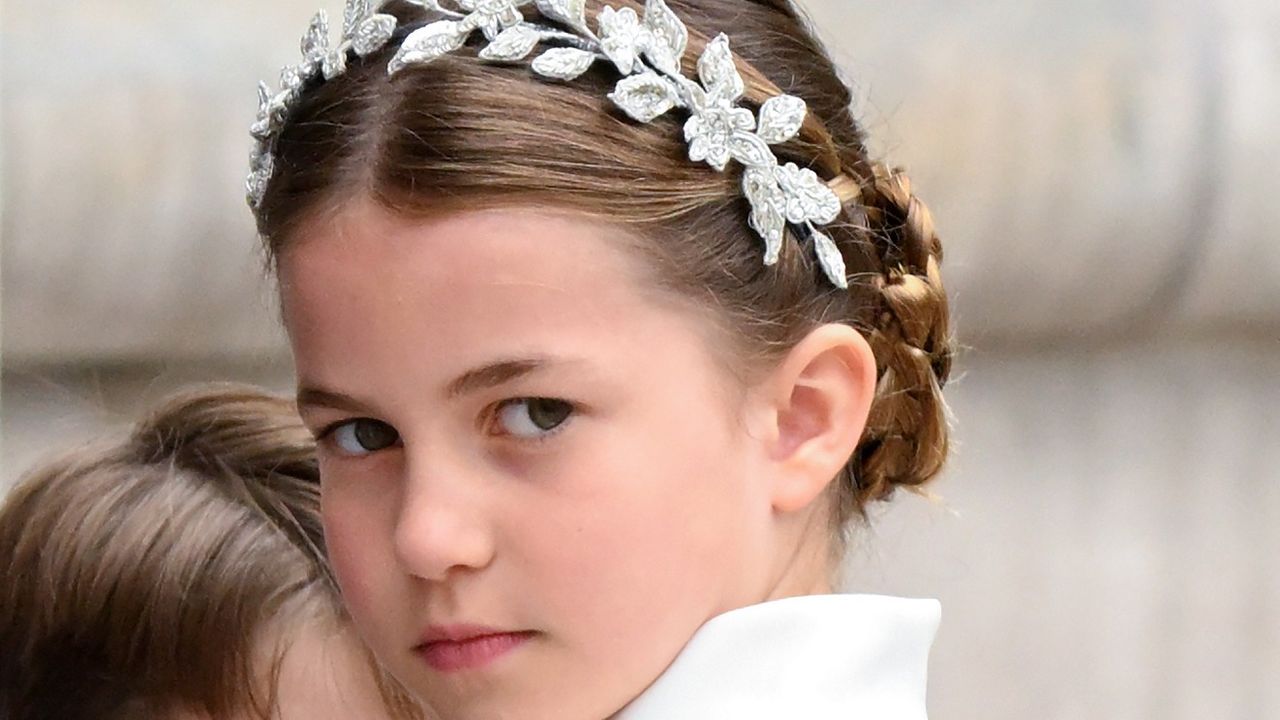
322, 495, 388, 616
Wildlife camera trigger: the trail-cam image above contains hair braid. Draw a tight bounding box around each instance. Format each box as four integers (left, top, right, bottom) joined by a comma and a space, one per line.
836, 163, 952, 510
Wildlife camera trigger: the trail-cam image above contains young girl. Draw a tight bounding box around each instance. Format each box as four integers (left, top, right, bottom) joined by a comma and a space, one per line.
248, 0, 951, 717
0, 385, 424, 720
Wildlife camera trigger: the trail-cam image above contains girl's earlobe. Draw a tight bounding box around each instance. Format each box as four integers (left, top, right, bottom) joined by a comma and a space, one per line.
764, 324, 877, 514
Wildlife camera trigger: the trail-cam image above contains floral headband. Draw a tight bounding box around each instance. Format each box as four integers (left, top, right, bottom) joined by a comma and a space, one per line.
248, 0, 850, 288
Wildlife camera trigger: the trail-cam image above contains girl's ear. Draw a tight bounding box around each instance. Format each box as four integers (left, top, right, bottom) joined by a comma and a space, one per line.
749, 323, 877, 514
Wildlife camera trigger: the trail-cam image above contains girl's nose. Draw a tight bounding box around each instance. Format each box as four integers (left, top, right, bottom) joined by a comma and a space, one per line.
392, 450, 495, 582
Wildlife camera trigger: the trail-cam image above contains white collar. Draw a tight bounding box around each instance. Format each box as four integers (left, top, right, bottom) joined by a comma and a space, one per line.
613, 594, 940, 720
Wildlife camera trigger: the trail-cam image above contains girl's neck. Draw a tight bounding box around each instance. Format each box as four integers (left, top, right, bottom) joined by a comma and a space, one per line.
762, 514, 837, 602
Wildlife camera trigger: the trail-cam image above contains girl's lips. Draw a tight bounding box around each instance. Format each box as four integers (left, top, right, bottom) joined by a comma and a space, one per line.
415, 631, 535, 672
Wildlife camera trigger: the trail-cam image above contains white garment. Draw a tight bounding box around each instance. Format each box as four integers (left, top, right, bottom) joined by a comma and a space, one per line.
613, 594, 940, 720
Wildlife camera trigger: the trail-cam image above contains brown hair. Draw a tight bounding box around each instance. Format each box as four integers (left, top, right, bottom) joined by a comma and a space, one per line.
0, 384, 423, 720
255, 0, 952, 527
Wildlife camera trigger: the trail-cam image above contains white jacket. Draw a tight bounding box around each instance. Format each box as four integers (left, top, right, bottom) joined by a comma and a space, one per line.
614, 594, 940, 720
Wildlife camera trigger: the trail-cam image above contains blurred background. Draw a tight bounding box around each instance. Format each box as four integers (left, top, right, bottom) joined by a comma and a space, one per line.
2, 0, 1278, 717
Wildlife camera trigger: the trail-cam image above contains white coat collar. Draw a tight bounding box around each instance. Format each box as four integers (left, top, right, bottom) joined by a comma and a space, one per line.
613, 594, 940, 720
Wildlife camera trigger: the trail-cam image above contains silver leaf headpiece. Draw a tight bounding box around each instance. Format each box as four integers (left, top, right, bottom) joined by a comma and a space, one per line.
248, 0, 850, 288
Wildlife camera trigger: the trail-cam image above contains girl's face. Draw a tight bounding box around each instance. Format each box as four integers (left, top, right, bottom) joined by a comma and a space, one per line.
281, 200, 784, 720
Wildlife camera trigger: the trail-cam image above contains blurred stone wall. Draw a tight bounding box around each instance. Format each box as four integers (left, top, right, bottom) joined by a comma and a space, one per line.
2, 1, 1278, 718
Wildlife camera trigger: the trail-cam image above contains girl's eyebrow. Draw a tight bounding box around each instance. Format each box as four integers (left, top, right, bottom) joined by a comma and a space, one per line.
296, 356, 586, 415
446, 356, 582, 399
295, 385, 377, 416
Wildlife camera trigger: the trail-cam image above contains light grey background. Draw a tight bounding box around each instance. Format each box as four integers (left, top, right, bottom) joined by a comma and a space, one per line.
3, 1, 1278, 718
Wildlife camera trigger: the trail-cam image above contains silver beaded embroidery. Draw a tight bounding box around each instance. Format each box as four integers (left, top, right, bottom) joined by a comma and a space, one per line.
248, 0, 849, 288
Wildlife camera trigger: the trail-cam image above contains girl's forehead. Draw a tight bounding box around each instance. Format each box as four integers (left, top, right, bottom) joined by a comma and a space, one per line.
282, 199, 644, 301
279, 199, 724, 398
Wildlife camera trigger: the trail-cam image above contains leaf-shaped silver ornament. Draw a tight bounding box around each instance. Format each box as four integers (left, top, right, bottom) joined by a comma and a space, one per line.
743, 168, 788, 266
279, 63, 306, 92
608, 72, 678, 122
353, 14, 397, 56
343, 0, 371, 38
810, 227, 848, 288
643, 0, 688, 71
742, 166, 775, 207
643, 43, 678, 77
775, 162, 841, 224
250, 82, 273, 138
479, 24, 541, 62
301, 11, 331, 70
697, 34, 744, 105
727, 131, 775, 168
756, 94, 807, 144
256, 80, 271, 114
535, 0, 587, 30
389, 20, 468, 74
322, 49, 347, 79
249, 140, 269, 172
267, 89, 294, 123
246, 154, 274, 207
531, 47, 598, 80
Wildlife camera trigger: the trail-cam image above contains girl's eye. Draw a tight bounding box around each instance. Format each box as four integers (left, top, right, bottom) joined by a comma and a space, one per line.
329, 419, 400, 456
493, 398, 574, 439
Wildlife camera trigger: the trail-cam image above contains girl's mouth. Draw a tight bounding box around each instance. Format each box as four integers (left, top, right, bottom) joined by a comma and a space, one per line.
414, 629, 536, 672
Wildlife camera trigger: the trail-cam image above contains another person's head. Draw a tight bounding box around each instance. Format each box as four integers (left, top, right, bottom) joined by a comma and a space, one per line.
252, 0, 952, 717
0, 384, 422, 720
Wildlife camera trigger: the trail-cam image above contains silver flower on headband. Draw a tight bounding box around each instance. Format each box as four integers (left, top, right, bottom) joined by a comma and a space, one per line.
248, 0, 849, 288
